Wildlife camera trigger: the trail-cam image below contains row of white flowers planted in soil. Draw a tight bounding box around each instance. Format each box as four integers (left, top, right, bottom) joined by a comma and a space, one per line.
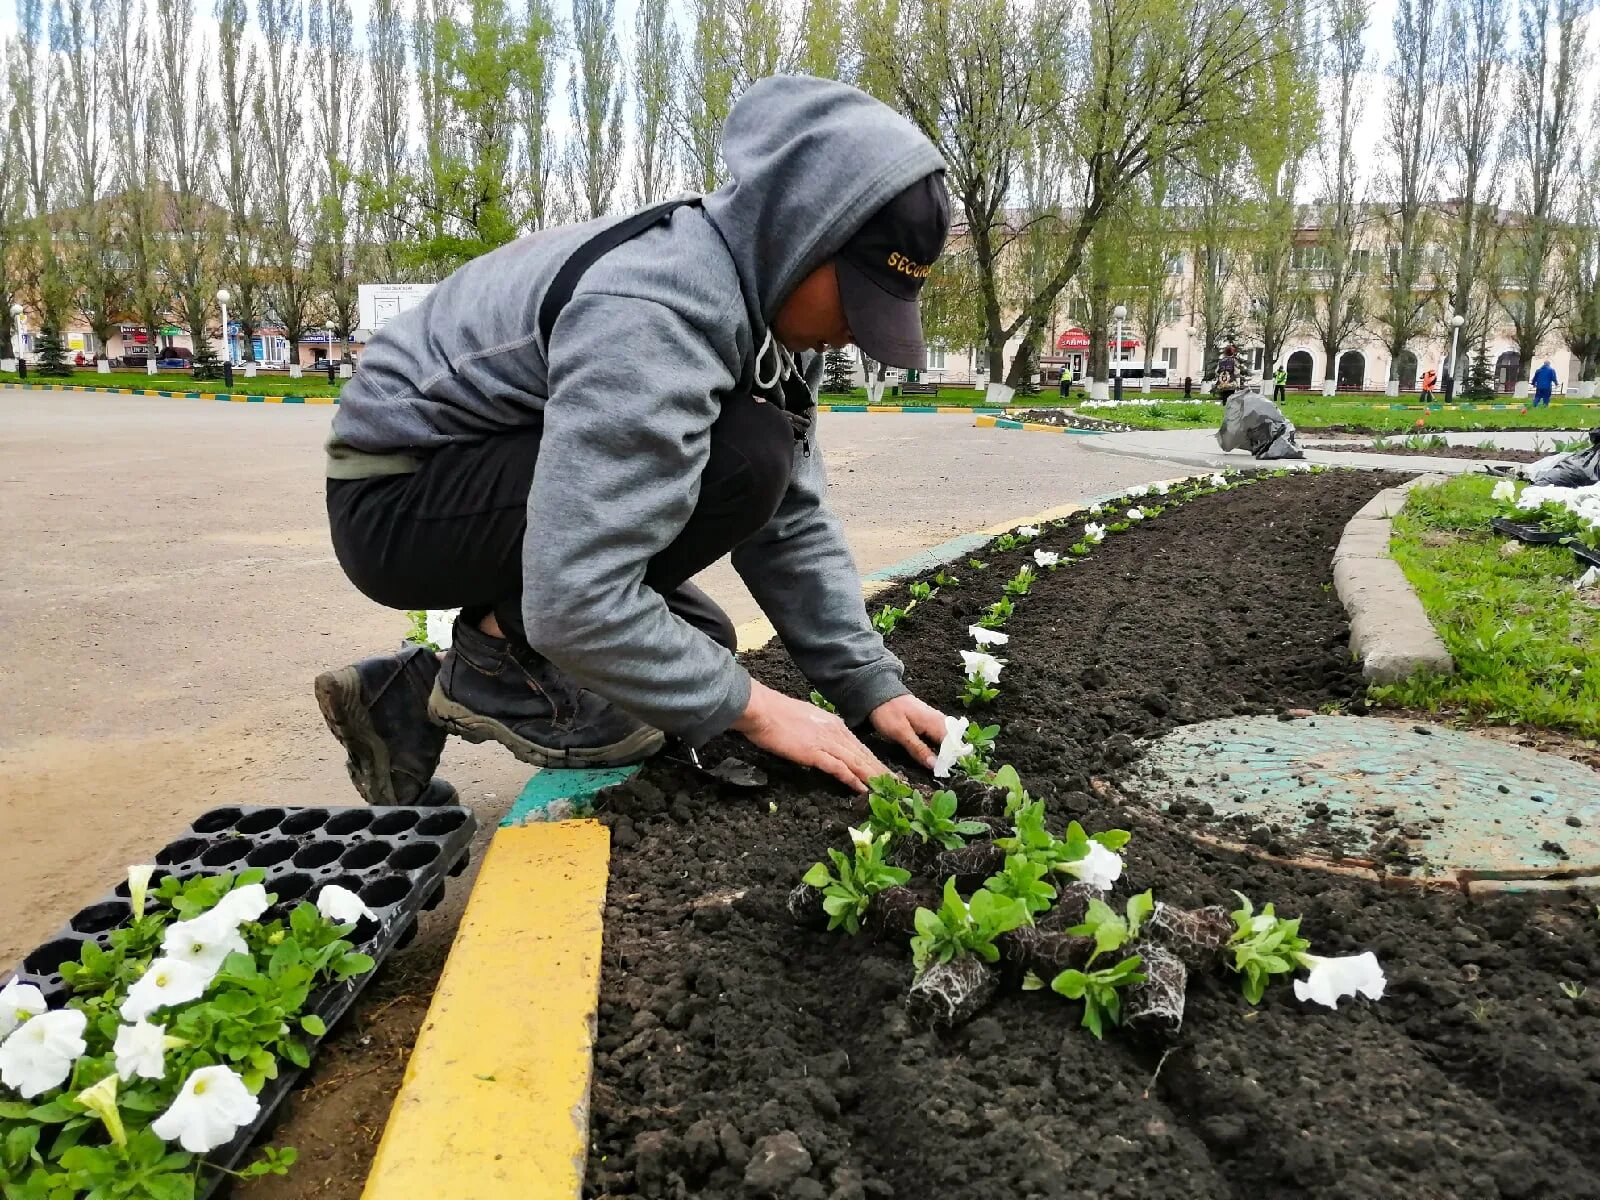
0, 871, 378, 1197
792, 467, 1387, 1035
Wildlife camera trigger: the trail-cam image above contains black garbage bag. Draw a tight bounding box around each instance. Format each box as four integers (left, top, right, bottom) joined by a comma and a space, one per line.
1524, 428, 1600, 487
1216, 389, 1305, 460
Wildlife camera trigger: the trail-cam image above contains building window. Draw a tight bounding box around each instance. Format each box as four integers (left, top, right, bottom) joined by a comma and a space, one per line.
1161, 347, 1177, 370
1250, 348, 1264, 373
927, 346, 946, 370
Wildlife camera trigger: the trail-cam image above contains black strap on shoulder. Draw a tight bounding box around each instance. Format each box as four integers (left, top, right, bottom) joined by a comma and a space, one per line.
538, 198, 702, 350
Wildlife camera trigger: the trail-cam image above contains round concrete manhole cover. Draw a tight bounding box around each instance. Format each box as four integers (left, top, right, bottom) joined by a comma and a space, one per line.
1130, 716, 1600, 887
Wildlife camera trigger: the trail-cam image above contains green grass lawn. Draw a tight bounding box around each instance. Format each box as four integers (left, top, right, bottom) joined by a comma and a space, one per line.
1070, 396, 1600, 432
1373, 475, 1599, 739
0, 368, 347, 396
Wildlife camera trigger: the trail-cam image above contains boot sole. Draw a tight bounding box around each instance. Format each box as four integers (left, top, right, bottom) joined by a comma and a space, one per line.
427, 681, 665, 768
314, 666, 398, 806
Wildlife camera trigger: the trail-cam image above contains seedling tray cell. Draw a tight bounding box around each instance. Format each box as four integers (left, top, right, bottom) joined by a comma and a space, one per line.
1, 803, 478, 1192
1490, 516, 1568, 545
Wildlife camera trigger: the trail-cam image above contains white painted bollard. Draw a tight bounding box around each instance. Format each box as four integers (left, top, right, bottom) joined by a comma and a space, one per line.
1090, 378, 1108, 401
146, 360, 158, 376
244, 363, 257, 378
97, 360, 110, 374
289, 363, 303, 379
1321, 378, 1336, 397
1385, 379, 1399, 397
1, 358, 15, 372
1513, 380, 1531, 399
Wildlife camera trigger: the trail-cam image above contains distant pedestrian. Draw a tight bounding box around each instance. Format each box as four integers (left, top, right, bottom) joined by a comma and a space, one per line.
1532, 360, 1558, 408
1214, 346, 1241, 400
1183, 375, 1193, 399
1059, 367, 1071, 398
1420, 368, 1437, 403
1272, 365, 1287, 404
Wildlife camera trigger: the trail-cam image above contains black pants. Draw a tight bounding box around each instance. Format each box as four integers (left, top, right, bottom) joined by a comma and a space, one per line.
1273, 384, 1286, 404
327, 396, 795, 655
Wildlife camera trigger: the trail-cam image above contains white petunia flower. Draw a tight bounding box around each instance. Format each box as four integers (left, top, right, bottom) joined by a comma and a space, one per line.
161, 912, 247, 977
847, 825, 875, 848
1152, 480, 1170, 495
1017, 525, 1039, 538
932, 715, 973, 779
424, 608, 460, 651
1209, 473, 1227, 487
1292, 952, 1386, 1009
968, 625, 1010, 647
114, 1019, 180, 1082
1127, 507, 1146, 521
1084, 522, 1106, 543
959, 650, 1005, 685
120, 958, 212, 1023
1491, 479, 1517, 502
151, 1065, 261, 1153
209, 883, 269, 926
1577, 566, 1600, 589
1033, 549, 1060, 569
316, 884, 376, 926
0, 980, 46, 1040
0, 1008, 87, 1098
1061, 842, 1123, 891
127, 865, 156, 921
1126, 484, 1149, 498
1088, 504, 1104, 516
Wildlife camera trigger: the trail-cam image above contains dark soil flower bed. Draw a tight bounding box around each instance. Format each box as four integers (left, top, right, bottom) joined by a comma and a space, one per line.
1313, 443, 1544, 463
583, 471, 1600, 1200
1011, 408, 1136, 432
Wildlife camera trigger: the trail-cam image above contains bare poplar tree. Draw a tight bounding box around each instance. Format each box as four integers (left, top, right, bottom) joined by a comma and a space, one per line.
1188, 151, 1249, 380
1564, 127, 1600, 386
1373, 0, 1447, 392
515, 0, 560, 231
1441, 0, 1506, 379
565, 0, 626, 219
0, 33, 28, 359
363, 0, 412, 276
630, 0, 679, 206
1307, 0, 1370, 395
796, 0, 845, 79
104, 0, 165, 354
310, 0, 366, 352
215, 0, 263, 360
55, 0, 125, 359
726, 0, 789, 88
9, 0, 65, 333
1497, 0, 1586, 385
257, 0, 315, 359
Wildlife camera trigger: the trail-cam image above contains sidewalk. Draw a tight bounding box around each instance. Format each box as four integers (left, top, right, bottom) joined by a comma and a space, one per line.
1078, 428, 1587, 474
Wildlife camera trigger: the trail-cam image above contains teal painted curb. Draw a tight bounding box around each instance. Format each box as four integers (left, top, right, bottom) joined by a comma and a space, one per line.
987, 416, 1106, 435
502, 764, 639, 827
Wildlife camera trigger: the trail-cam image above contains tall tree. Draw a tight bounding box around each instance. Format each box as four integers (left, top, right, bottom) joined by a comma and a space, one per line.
726, 0, 789, 87
1187, 147, 1249, 380
514, 0, 559, 231
104, 0, 164, 356
310, 0, 365, 353
1497, 0, 1586, 385
1564, 128, 1600, 387
565, 0, 626, 219
1373, 0, 1447, 392
1307, 0, 1370, 394
1441, 0, 1506, 380
9, 0, 65, 336
866, 0, 1287, 386
215, 0, 262, 361
630, 0, 679, 206
257, 0, 315, 359
0, 33, 27, 360
54, 0, 125, 359
1241, 0, 1319, 381
1122, 176, 1182, 388
673, 0, 735, 193
153, 0, 222, 360
796, 0, 845, 78
362, 0, 412, 278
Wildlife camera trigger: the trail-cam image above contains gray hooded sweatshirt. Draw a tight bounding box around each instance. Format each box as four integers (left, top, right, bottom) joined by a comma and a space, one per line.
327, 76, 946, 745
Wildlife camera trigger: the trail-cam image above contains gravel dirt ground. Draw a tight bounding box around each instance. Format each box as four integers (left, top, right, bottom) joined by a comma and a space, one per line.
0, 388, 1171, 966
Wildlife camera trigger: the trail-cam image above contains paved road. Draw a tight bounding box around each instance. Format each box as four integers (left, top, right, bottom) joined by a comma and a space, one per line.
0, 390, 1172, 961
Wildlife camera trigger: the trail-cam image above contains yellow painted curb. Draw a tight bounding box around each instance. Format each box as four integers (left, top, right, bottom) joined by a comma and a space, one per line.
363, 820, 610, 1200
974, 414, 998, 428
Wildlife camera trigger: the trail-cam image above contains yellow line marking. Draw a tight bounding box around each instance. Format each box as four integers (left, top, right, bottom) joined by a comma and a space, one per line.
363, 820, 610, 1200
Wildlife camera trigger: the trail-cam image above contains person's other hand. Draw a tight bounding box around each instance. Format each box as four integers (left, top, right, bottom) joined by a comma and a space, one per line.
868, 693, 947, 772
732, 680, 889, 793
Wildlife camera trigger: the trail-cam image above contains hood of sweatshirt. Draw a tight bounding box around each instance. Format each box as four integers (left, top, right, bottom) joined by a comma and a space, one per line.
701, 75, 947, 330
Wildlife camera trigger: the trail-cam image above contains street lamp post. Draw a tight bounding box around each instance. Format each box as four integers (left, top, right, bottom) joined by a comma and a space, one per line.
9, 303, 27, 379
1112, 304, 1127, 404
216, 288, 234, 387
1444, 312, 1464, 404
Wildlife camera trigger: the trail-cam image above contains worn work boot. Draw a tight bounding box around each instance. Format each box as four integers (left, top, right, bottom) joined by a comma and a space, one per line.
427, 617, 665, 767
314, 645, 457, 807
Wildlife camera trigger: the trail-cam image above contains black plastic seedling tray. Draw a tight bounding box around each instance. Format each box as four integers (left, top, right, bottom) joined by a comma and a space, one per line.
1491, 516, 1569, 545
0, 803, 478, 1193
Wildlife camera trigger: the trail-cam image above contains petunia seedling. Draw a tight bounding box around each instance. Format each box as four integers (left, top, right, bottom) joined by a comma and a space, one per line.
990, 764, 1031, 816
863, 774, 917, 840
967, 558, 989, 570
1226, 892, 1311, 1004
1051, 955, 1147, 1039
969, 624, 1009, 647
808, 690, 837, 714
906, 790, 989, 849
1003, 566, 1036, 596
800, 834, 912, 935
976, 595, 1014, 630
965, 723, 999, 757
872, 604, 908, 635
959, 650, 1004, 708
932, 569, 961, 588
1127, 507, 1146, 521
908, 581, 934, 602
998, 803, 1128, 886
910, 879, 1032, 974
983, 855, 1057, 914
1033, 549, 1061, 570
1067, 891, 1155, 963
1084, 522, 1106, 543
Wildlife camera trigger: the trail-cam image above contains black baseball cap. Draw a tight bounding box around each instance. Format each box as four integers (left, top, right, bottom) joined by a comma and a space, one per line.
835, 171, 951, 369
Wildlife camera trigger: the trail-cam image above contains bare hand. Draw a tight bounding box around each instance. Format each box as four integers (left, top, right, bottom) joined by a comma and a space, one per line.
732, 681, 889, 793
868, 693, 948, 772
